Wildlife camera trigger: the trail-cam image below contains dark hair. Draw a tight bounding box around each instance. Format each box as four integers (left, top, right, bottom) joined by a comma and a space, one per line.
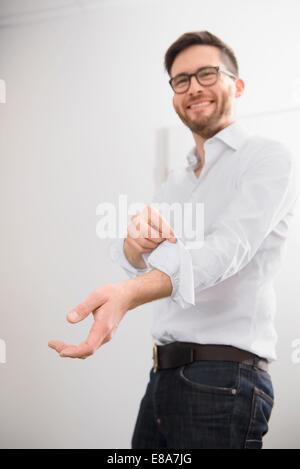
164, 31, 239, 77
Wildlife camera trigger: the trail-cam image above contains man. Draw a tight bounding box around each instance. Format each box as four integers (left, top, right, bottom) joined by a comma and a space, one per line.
49, 31, 298, 449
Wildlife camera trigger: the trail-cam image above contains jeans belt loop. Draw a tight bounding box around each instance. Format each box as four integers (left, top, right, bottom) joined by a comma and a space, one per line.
253, 355, 260, 370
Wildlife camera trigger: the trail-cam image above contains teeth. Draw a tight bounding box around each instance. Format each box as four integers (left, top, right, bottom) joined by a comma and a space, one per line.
190, 101, 212, 108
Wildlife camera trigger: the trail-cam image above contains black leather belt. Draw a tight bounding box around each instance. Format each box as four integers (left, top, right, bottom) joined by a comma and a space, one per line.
152, 342, 269, 373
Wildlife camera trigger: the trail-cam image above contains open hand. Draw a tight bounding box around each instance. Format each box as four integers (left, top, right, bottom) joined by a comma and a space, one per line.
48, 283, 130, 359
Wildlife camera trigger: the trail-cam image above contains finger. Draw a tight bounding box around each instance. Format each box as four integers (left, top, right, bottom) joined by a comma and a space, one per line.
146, 215, 176, 242
136, 217, 163, 240
85, 318, 110, 351
60, 320, 109, 359
147, 235, 165, 244
126, 235, 155, 253
133, 236, 159, 249
66, 290, 106, 324
126, 236, 154, 252
127, 216, 141, 239
59, 343, 92, 359
139, 236, 159, 248
142, 206, 176, 241
128, 216, 159, 240
48, 340, 68, 353
126, 236, 154, 253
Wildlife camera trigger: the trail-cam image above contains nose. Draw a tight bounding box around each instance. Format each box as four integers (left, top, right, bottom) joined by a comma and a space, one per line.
188, 75, 205, 94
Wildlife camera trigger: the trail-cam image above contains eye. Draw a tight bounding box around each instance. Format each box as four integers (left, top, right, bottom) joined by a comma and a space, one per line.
174, 76, 188, 86
199, 70, 215, 77
176, 77, 187, 85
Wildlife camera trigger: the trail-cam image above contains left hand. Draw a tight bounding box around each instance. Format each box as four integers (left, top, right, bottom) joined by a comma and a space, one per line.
48, 283, 131, 359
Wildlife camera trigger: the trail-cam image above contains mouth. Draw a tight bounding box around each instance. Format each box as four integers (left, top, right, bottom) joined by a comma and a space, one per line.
187, 100, 214, 110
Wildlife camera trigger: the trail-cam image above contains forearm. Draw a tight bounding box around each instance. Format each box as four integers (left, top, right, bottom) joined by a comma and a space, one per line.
123, 238, 147, 269
119, 268, 172, 310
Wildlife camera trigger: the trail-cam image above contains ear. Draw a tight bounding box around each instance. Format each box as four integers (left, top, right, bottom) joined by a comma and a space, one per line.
172, 95, 176, 110
235, 78, 245, 98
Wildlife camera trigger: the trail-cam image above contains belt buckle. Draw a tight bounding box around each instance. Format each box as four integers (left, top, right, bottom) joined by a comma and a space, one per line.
153, 343, 158, 373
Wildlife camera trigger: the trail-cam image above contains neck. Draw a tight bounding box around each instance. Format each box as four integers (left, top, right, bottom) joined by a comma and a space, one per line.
192, 119, 235, 168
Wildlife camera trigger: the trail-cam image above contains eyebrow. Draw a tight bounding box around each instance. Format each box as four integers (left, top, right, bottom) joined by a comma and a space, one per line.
172, 65, 216, 79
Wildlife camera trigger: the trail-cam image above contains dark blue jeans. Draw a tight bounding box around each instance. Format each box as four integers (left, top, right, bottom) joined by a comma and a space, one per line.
131, 360, 274, 449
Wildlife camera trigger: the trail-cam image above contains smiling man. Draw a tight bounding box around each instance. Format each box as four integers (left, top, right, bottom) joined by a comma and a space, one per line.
170, 42, 243, 168
49, 31, 298, 449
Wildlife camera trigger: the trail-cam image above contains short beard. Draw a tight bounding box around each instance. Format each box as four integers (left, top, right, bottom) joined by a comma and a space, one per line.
174, 92, 232, 139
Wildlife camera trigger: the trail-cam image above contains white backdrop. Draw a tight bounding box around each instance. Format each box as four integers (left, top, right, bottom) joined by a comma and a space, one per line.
0, 0, 300, 449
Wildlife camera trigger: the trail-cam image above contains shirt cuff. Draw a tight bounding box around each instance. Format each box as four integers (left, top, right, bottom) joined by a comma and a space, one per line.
109, 238, 152, 278
147, 239, 195, 308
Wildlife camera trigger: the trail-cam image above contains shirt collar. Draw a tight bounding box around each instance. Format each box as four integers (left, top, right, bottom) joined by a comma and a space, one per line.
212, 120, 250, 151
186, 120, 250, 170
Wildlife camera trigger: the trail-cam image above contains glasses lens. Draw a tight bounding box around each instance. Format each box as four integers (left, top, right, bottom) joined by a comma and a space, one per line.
172, 75, 189, 93
197, 68, 218, 86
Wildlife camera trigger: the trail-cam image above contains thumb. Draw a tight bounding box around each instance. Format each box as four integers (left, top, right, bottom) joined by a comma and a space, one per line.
66, 302, 91, 324
66, 288, 108, 324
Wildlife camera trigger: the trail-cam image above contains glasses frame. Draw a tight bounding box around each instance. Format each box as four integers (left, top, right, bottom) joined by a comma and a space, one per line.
169, 66, 238, 94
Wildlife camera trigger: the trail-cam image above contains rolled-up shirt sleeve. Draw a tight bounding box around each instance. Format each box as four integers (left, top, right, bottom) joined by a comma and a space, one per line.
146, 142, 298, 308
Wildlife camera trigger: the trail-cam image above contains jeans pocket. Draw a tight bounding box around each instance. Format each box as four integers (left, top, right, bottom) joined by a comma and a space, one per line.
178, 360, 239, 395
244, 386, 274, 449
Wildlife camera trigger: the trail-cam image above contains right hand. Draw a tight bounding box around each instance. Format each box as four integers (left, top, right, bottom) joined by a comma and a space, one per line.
125, 205, 177, 255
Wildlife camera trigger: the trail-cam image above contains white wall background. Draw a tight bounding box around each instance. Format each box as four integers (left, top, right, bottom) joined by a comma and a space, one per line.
0, 0, 299, 449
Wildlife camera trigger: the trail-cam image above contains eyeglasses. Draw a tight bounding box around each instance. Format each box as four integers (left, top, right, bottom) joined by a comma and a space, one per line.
169, 66, 238, 94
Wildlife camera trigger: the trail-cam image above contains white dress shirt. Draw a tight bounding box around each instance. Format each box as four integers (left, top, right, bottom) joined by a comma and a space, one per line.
110, 120, 299, 362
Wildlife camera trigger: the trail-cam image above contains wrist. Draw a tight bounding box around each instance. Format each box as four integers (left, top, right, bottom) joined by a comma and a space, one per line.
117, 278, 138, 311
118, 269, 173, 311
124, 238, 147, 270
